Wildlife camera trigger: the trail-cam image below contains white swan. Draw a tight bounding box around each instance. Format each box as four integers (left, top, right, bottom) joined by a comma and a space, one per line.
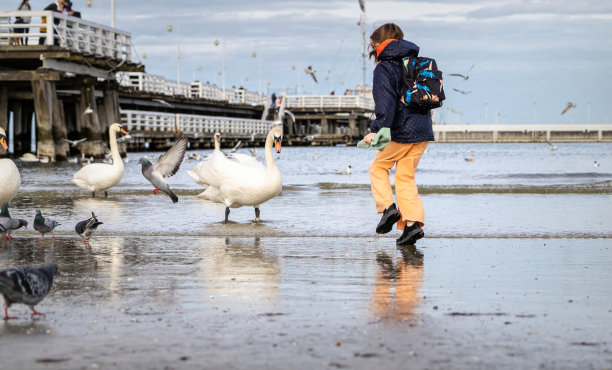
0, 128, 20, 204
72, 123, 127, 197
197, 127, 283, 222
188, 132, 221, 186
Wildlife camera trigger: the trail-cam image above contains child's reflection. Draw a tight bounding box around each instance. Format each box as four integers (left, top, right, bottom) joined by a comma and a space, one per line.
371, 246, 424, 320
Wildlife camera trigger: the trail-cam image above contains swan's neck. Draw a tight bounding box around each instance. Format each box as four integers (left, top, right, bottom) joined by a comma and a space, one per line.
109, 129, 123, 167
214, 139, 220, 151
264, 130, 276, 172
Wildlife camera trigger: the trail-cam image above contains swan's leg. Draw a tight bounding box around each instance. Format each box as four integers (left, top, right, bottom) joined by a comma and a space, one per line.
224, 207, 230, 223
92, 191, 96, 198
254, 207, 260, 222
105, 191, 109, 198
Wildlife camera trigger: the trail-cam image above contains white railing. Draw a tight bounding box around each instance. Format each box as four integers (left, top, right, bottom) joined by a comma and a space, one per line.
285, 95, 374, 110
0, 11, 132, 62
121, 109, 276, 135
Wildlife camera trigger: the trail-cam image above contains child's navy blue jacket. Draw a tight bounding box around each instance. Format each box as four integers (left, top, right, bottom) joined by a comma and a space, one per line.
369, 39, 434, 143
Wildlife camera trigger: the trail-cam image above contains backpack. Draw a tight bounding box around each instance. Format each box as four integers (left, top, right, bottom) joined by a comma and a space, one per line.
400, 56, 445, 111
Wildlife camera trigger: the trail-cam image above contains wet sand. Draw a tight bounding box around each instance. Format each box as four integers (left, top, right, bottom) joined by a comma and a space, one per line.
0, 234, 610, 369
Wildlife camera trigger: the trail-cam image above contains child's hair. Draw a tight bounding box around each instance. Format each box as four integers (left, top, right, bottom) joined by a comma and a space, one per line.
369, 23, 404, 60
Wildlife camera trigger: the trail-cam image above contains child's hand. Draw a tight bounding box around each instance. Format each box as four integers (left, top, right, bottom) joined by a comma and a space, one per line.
363, 133, 376, 144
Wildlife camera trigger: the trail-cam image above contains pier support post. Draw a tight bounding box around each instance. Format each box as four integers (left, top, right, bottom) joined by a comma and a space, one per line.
77, 85, 106, 158
349, 117, 357, 136
51, 93, 69, 160
321, 116, 329, 134
0, 86, 7, 131
31, 80, 56, 159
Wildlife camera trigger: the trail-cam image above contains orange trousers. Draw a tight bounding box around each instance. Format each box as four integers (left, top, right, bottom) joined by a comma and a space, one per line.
369, 141, 428, 230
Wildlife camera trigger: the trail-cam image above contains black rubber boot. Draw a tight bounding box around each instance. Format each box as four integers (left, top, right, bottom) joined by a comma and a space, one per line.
375, 203, 402, 234
396, 222, 424, 246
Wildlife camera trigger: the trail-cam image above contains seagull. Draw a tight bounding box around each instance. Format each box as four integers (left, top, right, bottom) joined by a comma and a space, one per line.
138, 136, 188, 203
83, 106, 93, 115
75, 212, 103, 244
336, 165, 352, 175
545, 140, 558, 151
358, 0, 365, 12
33, 210, 60, 241
464, 153, 475, 162
62, 138, 87, 147
452, 88, 472, 95
593, 161, 600, 168
0, 262, 59, 320
449, 64, 475, 80
0, 202, 27, 241
561, 102, 576, 115
230, 141, 243, 153
305, 66, 318, 84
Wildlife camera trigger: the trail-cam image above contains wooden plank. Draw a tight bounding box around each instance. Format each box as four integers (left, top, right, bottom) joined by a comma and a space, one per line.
0, 70, 61, 81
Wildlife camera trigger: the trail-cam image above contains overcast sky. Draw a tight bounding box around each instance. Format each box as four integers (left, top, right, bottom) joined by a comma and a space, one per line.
60, 0, 612, 124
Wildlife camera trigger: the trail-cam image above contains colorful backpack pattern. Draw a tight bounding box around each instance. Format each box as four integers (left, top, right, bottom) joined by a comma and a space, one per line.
400, 56, 445, 111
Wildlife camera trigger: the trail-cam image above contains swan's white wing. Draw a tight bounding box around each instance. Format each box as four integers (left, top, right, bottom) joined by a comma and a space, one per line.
154, 136, 188, 178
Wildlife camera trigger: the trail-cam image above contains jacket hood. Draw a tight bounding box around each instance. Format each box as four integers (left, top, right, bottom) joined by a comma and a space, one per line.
378, 39, 419, 61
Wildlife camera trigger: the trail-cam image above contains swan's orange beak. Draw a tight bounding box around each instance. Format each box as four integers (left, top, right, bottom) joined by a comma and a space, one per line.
0, 137, 7, 151
274, 139, 281, 153
120, 128, 128, 135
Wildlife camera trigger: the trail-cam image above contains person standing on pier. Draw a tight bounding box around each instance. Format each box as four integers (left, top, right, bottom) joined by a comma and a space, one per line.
363, 23, 433, 246
38, 0, 64, 45
14, 0, 31, 45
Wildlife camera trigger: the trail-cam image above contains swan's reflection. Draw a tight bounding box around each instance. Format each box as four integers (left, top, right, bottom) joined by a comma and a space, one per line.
198, 237, 280, 309
371, 245, 424, 321
74, 198, 124, 219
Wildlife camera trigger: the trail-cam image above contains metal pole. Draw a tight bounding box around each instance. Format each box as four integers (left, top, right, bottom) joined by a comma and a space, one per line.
177, 23, 181, 84
222, 39, 226, 100
361, 12, 366, 86
111, 0, 115, 27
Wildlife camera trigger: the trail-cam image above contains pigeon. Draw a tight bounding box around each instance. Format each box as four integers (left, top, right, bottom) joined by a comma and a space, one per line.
305, 66, 318, 83
138, 136, 188, 203
75, 212, 103, 244
452, 88, 471, 95
61, 138, 87, 147
0, 262, 59, 320
449, 64, 475, 80
561, 102, 576, 115
0, 202, 27, 241
33, 210, 61, 241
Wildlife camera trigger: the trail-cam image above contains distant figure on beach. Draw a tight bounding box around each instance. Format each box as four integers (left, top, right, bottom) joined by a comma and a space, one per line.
363, 23, 433, 246
13, 0, 31, 45
39, 0, 65, 45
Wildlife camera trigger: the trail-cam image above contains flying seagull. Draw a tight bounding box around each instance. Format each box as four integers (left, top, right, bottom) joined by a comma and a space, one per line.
153, 99, 174, 108
561, 102, 576, 115
62, 138, 87, 147
33, 210, 60, 241
358, 0, 365, 12
75, 212, 103, 244
305, 66, 318, 84
0, 262, 59, 320
449, 64, 475, 80
452, 88, 472, 95
138, 136, 188, 203
545, 140, 558, 151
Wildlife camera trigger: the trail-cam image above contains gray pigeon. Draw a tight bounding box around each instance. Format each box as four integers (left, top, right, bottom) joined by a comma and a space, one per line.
0, 202, 27, 241
33, 210, 61, 241
0, 262, 59, 320
75, 212, 103, 244
138, 136, 188, 203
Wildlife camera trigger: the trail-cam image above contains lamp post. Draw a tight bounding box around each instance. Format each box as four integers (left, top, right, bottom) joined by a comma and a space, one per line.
167, 24, 181, 84
214, 39, 226, 100
85, 0, 115, 27
252, 51, 263, 98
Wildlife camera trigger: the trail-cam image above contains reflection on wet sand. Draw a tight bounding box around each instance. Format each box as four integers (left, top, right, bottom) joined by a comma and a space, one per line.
371, 246, 424, 321
73, 198, 124, 220
198, 237, 280, 309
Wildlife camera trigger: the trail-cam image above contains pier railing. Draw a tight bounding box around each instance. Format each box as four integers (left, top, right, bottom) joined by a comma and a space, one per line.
284, 95, 374, 110
121, 109, 276, 135
0, 11, 132, 62
434, 123, 612, 142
